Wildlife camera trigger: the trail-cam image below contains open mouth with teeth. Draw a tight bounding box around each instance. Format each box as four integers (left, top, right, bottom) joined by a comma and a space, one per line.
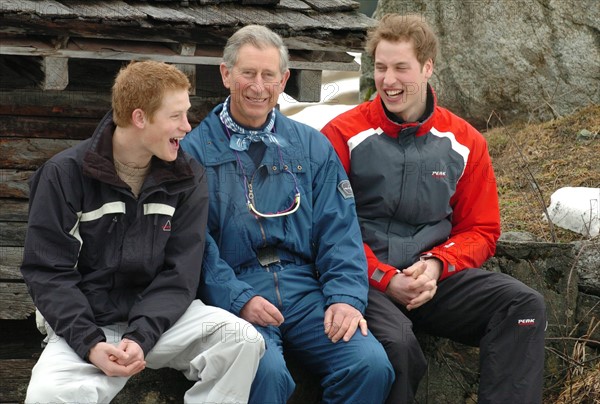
170, 137, 183, 147
385, 89, 404, 98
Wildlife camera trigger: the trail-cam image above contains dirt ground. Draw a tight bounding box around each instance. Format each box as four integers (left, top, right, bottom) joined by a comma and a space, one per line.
485, 104, 600, 243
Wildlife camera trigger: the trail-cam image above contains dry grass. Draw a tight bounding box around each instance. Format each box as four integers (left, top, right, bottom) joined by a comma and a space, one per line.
484, 104, 600, 243
556, 364, 600, 404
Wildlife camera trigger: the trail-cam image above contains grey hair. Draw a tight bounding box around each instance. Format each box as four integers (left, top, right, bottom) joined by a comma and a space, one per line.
222, 25, 289, 74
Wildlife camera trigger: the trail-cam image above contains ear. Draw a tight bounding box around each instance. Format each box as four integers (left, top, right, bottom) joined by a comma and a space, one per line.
220, 62, 231, 89
279, 69, 291, 92
423, 59, 434, 79
131, 108, 146, 129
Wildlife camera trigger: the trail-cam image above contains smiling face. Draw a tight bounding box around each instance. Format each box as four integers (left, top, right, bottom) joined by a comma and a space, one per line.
374, 39, 433, 123
220, 44, 290, 128
138, 88, 192, 162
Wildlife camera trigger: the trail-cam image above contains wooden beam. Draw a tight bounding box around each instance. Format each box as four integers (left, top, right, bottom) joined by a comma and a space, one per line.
0, 221, 27, 247
0, 89, 111, 118
0, 247, 24, 280
0, 283, 34, 320
40, 57, 68, 90
0, 170, 32, 199
0, 36, 360, 71
174, 43, 197, 96
286, 70, 322, 102
0, 115, 100, 139
0, 138, 80, 170
0, 200, 28, 222
0, 359, 38, 403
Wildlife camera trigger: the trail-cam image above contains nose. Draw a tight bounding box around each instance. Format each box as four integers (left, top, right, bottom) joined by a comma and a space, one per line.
181, 115, 192, 133
383, 68, 396, 86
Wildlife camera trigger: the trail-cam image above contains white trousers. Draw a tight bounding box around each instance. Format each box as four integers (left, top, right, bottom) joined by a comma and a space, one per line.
25, 300, 265, 404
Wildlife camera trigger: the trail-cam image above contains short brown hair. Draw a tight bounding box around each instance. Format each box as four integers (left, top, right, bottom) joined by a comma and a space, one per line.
111, 61, 191, 127
366, 14, 438, 67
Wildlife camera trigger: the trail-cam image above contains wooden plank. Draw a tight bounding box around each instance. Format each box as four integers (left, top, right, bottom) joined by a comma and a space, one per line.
0, 0, 75, 16
1, 36, 359, 70
240, 0, 280, 4
0, 283, 34, 319
63, 1, 148, 20
40, 56, 69, 90
286, 70, 322, 102
0, 247, 24, 280
0, 200, 28, 222
277, 0, 312, 11
185, 5, 240, 26
134, 3, 197, 23
0, 170, 32, 199
174, 43, 197, 96
0, 138, 79, 170
0, 221, 27, 247
309, 11, 376, 31
302, 0, 359, 12
0, 358, 36, 402
0, 89, 111, 118
0, 115, 100, 140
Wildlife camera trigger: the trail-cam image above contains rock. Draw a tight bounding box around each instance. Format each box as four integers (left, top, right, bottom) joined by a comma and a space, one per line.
499, 231, 540, 242
362, 0, 600, 127
546, 187, 600, 238
573, 241, 600, 295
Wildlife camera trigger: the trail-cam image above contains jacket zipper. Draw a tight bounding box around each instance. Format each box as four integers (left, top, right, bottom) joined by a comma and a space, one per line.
250, 165, 284, 309
107, 216, 118, 233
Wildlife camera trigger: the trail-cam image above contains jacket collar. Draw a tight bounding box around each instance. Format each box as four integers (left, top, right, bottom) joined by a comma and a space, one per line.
82, 110, 195, 190
368, 84, 437, 138
202, 103, 300, 168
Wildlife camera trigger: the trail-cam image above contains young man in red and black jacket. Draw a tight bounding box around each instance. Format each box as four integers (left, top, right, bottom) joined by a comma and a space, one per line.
322, 13, 546, 404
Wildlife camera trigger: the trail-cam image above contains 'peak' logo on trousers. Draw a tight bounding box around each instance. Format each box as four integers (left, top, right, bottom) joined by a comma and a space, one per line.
518, 318, 536, 326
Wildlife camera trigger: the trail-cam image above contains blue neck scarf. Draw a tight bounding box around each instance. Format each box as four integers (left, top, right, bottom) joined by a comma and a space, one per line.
219, 96, 285, 151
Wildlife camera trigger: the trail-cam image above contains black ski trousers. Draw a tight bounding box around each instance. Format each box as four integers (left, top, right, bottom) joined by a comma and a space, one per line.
366, 268, 546, 404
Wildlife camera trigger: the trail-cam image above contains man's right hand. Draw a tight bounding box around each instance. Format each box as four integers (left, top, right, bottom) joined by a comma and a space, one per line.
88, 341, 146, 377
386, 260, 438, 309
240, 296, 284, 327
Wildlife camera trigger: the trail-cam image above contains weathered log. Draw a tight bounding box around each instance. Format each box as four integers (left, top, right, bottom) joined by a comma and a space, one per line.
0, 247, 24, 280
0, 138, 80, 170
0, 358, 37, 403
0, 283, 34, 320
0, 200, 28, 222
0, 221, 27, 247
0, 170, 33, 199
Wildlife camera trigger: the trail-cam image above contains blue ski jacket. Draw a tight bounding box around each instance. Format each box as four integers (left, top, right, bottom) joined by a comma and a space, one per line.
181, 104, 368, 316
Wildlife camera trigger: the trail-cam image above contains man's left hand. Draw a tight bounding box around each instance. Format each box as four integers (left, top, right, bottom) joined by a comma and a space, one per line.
405, 258, 443, 311
324, 303, 367, 343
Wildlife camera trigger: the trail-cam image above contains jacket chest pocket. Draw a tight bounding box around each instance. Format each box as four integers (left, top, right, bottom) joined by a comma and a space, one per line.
143, 202, 175, 259
120, 203, 175, 279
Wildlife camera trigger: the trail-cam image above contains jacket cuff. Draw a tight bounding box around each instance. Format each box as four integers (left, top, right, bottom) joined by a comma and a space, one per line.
122, 330, 152, 356
231, 289, 258, 317
421, 252, 454, 281
326, 295, 366, 314
369, 265, 399, 291
80, 328, 107, 362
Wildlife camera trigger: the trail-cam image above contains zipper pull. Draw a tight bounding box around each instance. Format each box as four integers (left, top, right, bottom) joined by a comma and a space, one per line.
107, 216, 118, 234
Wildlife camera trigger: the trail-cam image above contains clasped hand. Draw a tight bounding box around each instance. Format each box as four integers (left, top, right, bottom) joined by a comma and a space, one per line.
88, 338, 146, 377
386, 259, 442, 310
